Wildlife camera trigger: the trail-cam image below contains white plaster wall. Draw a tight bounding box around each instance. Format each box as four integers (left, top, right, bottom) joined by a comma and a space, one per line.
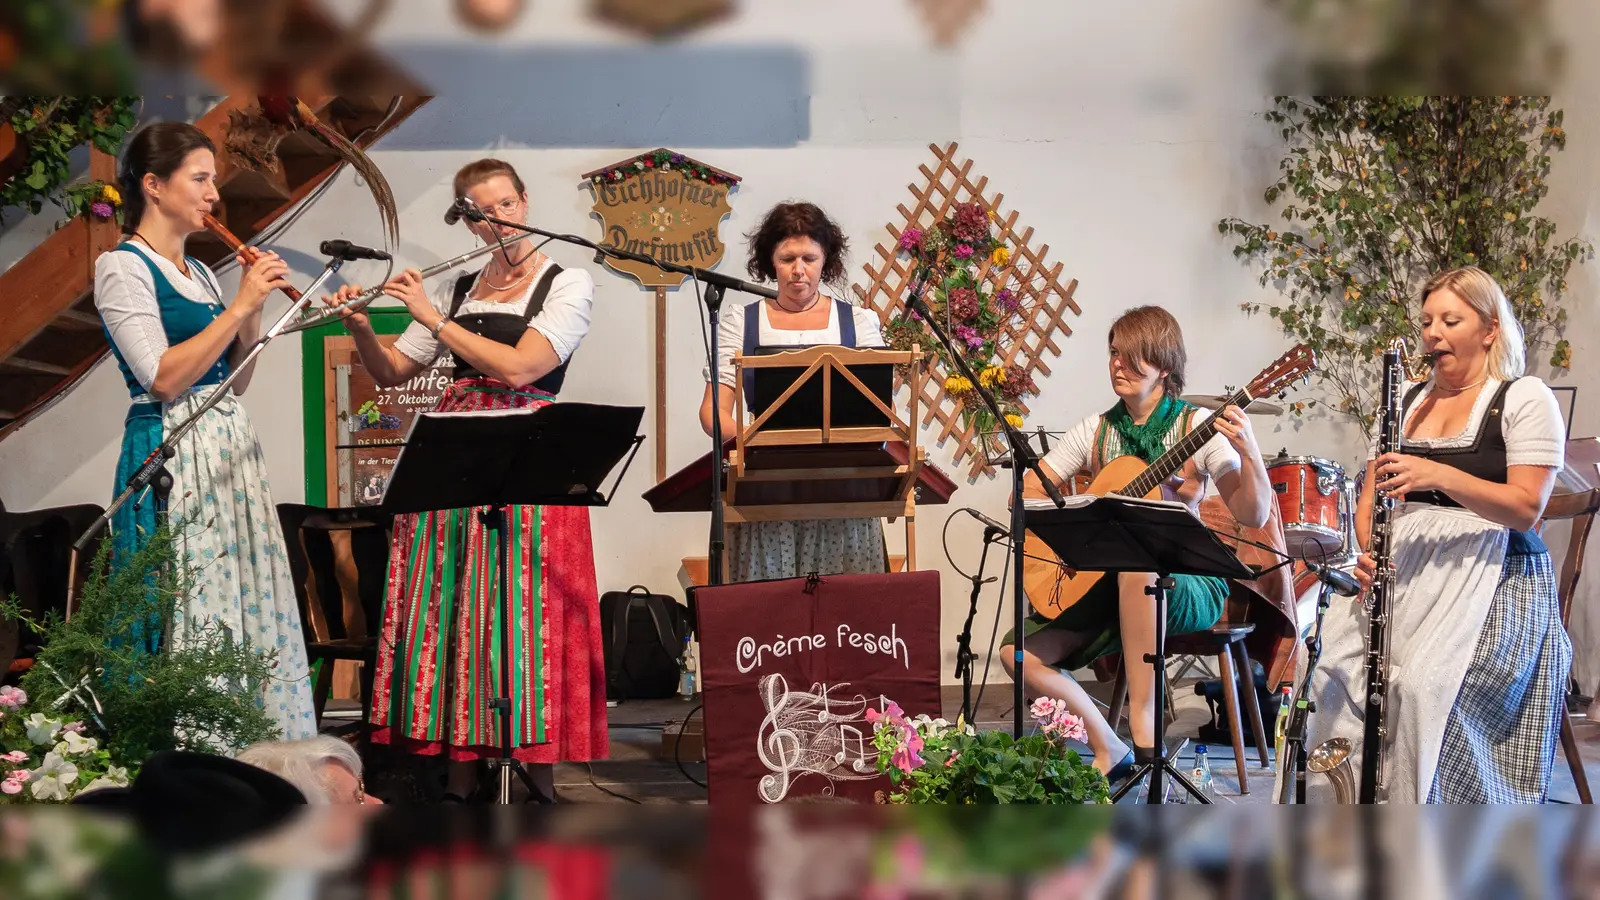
3, 0, 1598, 689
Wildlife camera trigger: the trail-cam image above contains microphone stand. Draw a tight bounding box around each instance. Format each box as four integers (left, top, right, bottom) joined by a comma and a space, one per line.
900, 274, 1065, 737
458, 203, 778, 588
954, 523, 1003, 725
1276, 576, 1333, 803
67, 256, 347, 616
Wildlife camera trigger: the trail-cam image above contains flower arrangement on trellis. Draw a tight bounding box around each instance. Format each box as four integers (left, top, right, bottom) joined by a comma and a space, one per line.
856, 142, 1080, 477
885, 203, 1037, 452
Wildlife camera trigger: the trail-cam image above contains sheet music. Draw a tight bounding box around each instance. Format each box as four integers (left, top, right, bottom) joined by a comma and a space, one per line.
1023, 493, 1194, 513
380, 406, 537, 506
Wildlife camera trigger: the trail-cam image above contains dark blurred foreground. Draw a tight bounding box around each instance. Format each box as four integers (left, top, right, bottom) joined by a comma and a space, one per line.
1, 804, 1595, 899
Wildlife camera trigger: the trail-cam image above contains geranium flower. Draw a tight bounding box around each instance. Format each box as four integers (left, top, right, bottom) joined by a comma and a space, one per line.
1, 750, 30, 764
1030, 696, 1059, 720
0, 685, 25, 708
62, 721, 86, 734
1, 772, 24, 795
28, 753, 77, 801
25, 713, 62, 747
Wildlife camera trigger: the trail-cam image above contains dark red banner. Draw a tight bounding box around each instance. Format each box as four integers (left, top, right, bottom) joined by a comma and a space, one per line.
695, 571, 942, 804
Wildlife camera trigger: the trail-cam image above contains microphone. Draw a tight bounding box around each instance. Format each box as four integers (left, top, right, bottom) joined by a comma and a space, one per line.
444, 197, 481, 226
320, 239, 391, 261
963, 507, 1011, 536
1305, 560, 1361, 598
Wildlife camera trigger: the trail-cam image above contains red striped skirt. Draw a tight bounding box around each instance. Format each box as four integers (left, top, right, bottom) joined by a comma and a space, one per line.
369, 378, 608, 762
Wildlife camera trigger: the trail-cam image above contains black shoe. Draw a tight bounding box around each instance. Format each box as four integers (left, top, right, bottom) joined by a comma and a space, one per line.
1104, 750, 1138, 787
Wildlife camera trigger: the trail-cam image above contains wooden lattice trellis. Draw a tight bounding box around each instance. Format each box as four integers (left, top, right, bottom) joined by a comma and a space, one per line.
853, 142, 1081, 478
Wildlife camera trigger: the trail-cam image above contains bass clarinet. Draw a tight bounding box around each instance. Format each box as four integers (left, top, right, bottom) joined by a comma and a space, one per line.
1359, 338, 1408, 803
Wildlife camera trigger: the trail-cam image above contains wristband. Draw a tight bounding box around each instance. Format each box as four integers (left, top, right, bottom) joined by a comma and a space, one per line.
431, 318, 449, 340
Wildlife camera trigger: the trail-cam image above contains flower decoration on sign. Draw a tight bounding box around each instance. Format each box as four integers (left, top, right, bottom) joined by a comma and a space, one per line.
585, 148, 741, 188
884, 202, 1038, 454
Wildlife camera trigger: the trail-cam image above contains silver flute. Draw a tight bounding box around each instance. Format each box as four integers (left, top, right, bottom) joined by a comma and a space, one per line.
282, 233, 535, 334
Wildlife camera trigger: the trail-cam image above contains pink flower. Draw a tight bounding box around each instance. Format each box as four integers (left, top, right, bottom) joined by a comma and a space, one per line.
1, 779, 20, 795
1, 751, 28, 764
90, 201, 115, 218
954, 325, 983, 351
890, 744, 925, 773
953, 243, 974, 260
1030, 696, 1060, 720
0, 686, 24, 709
945, 750, 961, 767
1050, 711, 1089, 744
62, 722, 86, 734
995, 287, 1017, 312
897, 227, 924, 252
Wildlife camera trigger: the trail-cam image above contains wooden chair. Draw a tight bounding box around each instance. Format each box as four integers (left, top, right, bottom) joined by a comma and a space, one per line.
276, 504, 392, 738
1539, 485, 1600, 805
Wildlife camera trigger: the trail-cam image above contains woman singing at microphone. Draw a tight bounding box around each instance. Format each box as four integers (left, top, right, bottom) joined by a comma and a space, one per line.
325, 158, 605, 801
94, 122, 317, 739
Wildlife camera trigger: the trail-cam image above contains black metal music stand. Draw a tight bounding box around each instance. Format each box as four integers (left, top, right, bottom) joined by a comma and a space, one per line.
1025, 495, 1252, 804
381, 402, 645, 804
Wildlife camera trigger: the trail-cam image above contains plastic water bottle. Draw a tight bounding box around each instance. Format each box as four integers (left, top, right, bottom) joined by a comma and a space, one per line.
1273, 686, 1293, 764
678, 635, 697, 700
1191, 744, 1216, 800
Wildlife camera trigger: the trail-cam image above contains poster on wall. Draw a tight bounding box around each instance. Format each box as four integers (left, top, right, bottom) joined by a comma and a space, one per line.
302, 311, 451, 507
695, 571, 942, 805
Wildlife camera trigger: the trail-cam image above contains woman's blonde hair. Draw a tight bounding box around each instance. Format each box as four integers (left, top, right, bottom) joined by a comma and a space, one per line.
1420, 266, 1525, 380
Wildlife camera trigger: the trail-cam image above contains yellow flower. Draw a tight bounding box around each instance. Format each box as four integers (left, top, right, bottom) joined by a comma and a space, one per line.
945, 376, 972, 395
978, 367, 1000, 388
101, 183, 121, 205
990, 247, 1011, 267
1004, 414, 1024, 429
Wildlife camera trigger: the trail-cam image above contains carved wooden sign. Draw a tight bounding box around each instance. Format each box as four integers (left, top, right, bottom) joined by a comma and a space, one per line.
584, 149, 741, 288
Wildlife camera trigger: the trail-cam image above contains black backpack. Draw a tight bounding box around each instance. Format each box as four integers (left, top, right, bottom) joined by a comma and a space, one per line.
600, 585, 692, 701
1193, 659, 1285, 747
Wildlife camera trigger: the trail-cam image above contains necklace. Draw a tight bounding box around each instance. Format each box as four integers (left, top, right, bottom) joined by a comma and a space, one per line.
1433, 372, 1488, 395
773, 292, 822, 314
481, 258, 540, 293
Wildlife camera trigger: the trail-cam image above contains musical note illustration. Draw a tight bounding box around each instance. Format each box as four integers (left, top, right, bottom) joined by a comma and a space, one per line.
754, 674, 888, 802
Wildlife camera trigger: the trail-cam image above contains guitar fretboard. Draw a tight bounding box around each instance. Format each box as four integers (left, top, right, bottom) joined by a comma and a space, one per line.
1120, 388, 1252, 497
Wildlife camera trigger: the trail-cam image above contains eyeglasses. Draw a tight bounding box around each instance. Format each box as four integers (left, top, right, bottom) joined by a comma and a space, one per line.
475, 197, 524, 219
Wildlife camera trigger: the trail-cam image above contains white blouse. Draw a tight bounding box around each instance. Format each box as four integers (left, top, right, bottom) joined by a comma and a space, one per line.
1368, 376, 1565, 469
392, 259, 596, 366
703, 297, 886, 387
93, 242, 227, 393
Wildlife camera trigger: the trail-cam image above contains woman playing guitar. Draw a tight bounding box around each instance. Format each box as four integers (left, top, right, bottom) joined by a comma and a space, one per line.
1001, 305, 1274, 783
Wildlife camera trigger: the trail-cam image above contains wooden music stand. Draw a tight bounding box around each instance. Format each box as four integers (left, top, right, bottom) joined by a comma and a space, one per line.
724, 345, 927, 579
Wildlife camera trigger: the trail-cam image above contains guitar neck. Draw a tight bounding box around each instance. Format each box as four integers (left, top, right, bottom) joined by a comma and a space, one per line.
1123, 389, 1251, 497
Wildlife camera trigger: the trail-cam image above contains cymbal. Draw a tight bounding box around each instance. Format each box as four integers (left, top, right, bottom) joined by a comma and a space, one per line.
1181, 394, 1286, 416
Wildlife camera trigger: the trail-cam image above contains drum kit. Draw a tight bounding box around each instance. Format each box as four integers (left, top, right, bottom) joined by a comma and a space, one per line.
1182, 393, 1361, 568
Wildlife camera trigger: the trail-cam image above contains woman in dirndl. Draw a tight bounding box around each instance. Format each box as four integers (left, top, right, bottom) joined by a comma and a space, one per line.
1300, 266, 1570, 802
94, 122, 317, 740
328, 158, 605, 801
699, 201, 889, 582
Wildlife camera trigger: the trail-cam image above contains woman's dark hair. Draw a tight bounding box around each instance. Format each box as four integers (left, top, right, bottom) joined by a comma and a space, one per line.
118, 122, 215, 234
745, 201, 849, 287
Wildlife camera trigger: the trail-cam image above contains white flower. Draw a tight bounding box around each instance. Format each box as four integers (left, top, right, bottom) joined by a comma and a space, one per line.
77, 777, 124, 797
103, 765, 129, 785
24, 713, 62, 747
53, 731, 98, 756
28, 753, 78, 801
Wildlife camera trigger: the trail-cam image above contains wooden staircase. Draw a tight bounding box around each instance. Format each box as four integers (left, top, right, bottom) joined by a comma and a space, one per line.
0, 93, 429, 439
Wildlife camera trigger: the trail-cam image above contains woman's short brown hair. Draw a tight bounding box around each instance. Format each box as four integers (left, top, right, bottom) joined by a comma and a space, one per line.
1108, 305, 1187, 398
452, 158, 525, 199
745, 201, 849, 286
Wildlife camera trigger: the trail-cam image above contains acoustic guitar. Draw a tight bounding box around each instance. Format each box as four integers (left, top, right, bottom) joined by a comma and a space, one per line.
1022, 344, 1318, 620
